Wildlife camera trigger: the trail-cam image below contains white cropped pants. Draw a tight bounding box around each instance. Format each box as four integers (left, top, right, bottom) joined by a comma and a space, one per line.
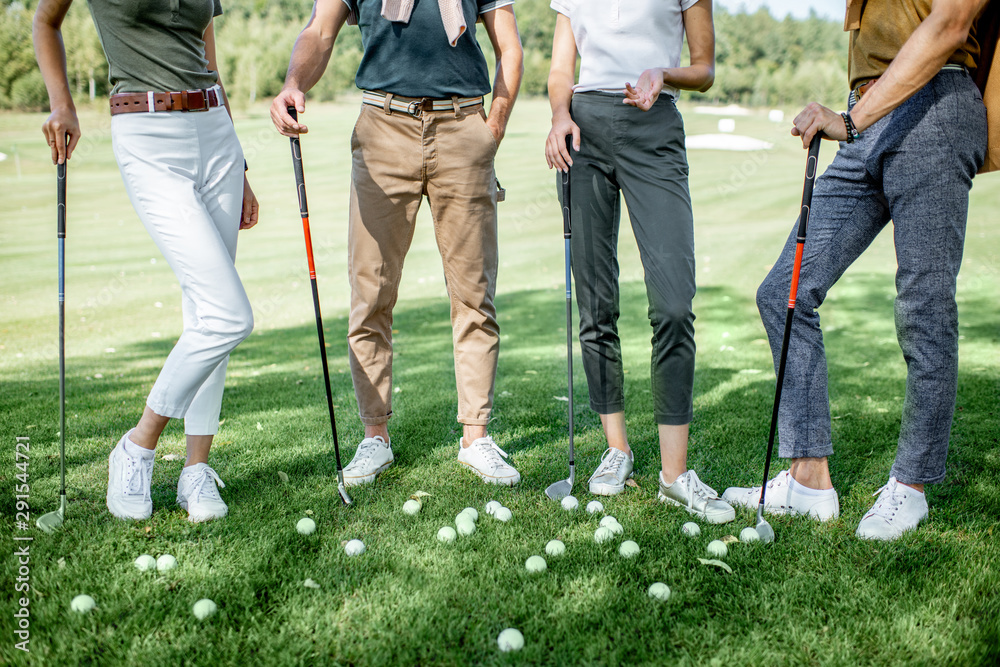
111, 102, 252, 435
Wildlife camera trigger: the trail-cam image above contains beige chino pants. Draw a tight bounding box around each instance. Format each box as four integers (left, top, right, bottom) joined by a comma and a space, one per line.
348, 99, 500, 427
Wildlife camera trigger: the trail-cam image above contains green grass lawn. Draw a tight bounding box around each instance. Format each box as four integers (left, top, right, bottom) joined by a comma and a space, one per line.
2, 97, 998, 666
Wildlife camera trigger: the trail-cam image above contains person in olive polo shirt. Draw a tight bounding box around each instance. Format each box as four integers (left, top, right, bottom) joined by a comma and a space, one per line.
271, 1, 523, 487
724, 0, 992, 541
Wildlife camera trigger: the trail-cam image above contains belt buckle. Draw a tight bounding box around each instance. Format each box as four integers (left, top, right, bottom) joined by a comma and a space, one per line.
406, 99, 423, 118
184, 89, 209, 112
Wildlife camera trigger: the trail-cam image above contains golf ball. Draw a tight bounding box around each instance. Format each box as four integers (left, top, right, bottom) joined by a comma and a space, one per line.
586, 500, 604, 514
461, 507, 479, 522
156, 554, 177, 572
296, 517, 317, 535
594, 526, 614, 543
619, 540, 640, 558
134, 554, 156, 572
561, 495, 579, 511
456, 518, 476, 536
497, 628, 524, 652
606, 520, 624, 536
648, 582, 671, 601
70, 594, 96, 613
681, 522, 701, 537
345, 539, 366, 556
525, 555, 547, 573
599, 516, 619, 528
485, 500, 501, 515
493, 506, 512, 522
192, 598, 217, 620
706, 540, 728, 558
740, 527, 761, 543
437, 526, 458, 543
402, 499, 421, 515
545, 539, 566, 557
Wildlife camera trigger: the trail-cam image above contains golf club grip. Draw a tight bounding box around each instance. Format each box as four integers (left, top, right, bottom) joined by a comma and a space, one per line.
287, 107, 308, 217
561, 136, 571, 238
57, 159, 66, 238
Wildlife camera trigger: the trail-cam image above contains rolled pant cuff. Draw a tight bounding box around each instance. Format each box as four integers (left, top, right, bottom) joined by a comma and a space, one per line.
591, 401, 624, 415
146, 399, 185, 421
184, 422, 220, 437
359, 413, 391, 426
655, 411, 693, 426
778, 443, 835, 459
458, 415, 491, 427
890, 465, 946, 486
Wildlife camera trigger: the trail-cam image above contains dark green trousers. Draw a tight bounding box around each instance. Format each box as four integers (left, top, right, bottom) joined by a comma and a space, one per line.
562, 91, 696, 425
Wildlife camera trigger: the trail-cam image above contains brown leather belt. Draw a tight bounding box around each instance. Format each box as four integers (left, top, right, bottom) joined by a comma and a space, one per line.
109, 88, 221, 115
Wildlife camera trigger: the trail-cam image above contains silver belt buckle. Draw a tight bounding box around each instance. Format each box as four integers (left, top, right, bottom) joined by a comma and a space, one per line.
406, 100, 423, 118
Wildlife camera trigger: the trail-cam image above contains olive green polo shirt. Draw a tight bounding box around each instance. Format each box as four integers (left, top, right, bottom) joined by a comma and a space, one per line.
87, 0, 223, 94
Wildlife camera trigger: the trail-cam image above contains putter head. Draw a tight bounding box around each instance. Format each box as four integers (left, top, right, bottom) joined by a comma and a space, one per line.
755, 505, 775, 543
36, 495, 67, 534
336, 471, 353, 506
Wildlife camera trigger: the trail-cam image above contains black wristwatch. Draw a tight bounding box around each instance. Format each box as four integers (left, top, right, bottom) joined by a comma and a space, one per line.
841, 111, 860, 143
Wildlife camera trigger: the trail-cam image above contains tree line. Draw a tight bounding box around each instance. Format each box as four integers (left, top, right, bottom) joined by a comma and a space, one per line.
2, 0, 848, 111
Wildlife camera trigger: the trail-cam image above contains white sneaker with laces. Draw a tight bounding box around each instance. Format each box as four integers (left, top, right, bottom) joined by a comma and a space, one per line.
177, 463, 228, 523
588, 448, 634, 496
856, 477, 928, 541
343, 436, 394, 486
722, 470, 840, 521
107, 431, 154, 520
457, 436, 520, 486
658, 470, 735, 524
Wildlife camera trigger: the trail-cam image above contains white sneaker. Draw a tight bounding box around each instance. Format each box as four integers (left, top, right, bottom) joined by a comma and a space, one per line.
177, 463, 228, 523
457, 436, 520, 486
658, 470, 735, 524
856, 477, 928, 541
588, 448, 633, 496
343, 436, 394, 486
722, 470, 840, 521
107, 431, 154, 520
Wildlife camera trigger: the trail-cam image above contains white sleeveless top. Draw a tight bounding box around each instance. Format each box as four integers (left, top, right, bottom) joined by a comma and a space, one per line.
550, 0, 699, 98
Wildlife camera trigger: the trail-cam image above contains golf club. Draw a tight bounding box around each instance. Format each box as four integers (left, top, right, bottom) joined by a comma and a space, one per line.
287, 108, 351, 506
545, 136, 575, 501
755, 133, 822, 543
38, 144, 68, 534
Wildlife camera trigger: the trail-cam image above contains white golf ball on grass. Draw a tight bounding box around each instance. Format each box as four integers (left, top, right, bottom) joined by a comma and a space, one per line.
485, 500, 501, 515
456, 518, 476, 536
681, 522, 701, 537
497, 628, 524, 652
561, 495, 579, 511
70, 594, 96, 613
594, 526, 614, 543
402, 499, 421, 515
345, 539, 366, 556
706, 540, 728, 558
605, 520, 624, 536
619, 540, 640, 558
493, 506, 513, 522
461, 507, 479, 522
648, 582, 671, 601
525, 555, 547, 573
156, 554, 177, 572
545, 539, 566, 557
192, 598, 217, 620
599, 516, 619, 528
437, 526, 458, 543
586, 500, 604, 514
296, 517, 317, 535
740, 527, 761, 543
134, 554, 156, 572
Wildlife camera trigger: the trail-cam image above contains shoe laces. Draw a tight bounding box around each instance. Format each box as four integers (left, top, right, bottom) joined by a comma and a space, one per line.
471, 437, 509, 469
184, 465, 225, 503
867, 477, 905, 519
353, 436, 387, 468
678, 470, 720, 509
123, 452, 154, 497
595, 448, 628, 478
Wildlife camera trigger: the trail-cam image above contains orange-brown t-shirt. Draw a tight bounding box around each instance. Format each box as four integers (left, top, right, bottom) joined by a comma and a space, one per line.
848, 0, 982, 89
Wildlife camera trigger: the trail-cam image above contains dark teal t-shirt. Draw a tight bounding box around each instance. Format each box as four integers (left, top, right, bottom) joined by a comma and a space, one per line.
87, 0, 223, 94
345, 0, 513, 98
